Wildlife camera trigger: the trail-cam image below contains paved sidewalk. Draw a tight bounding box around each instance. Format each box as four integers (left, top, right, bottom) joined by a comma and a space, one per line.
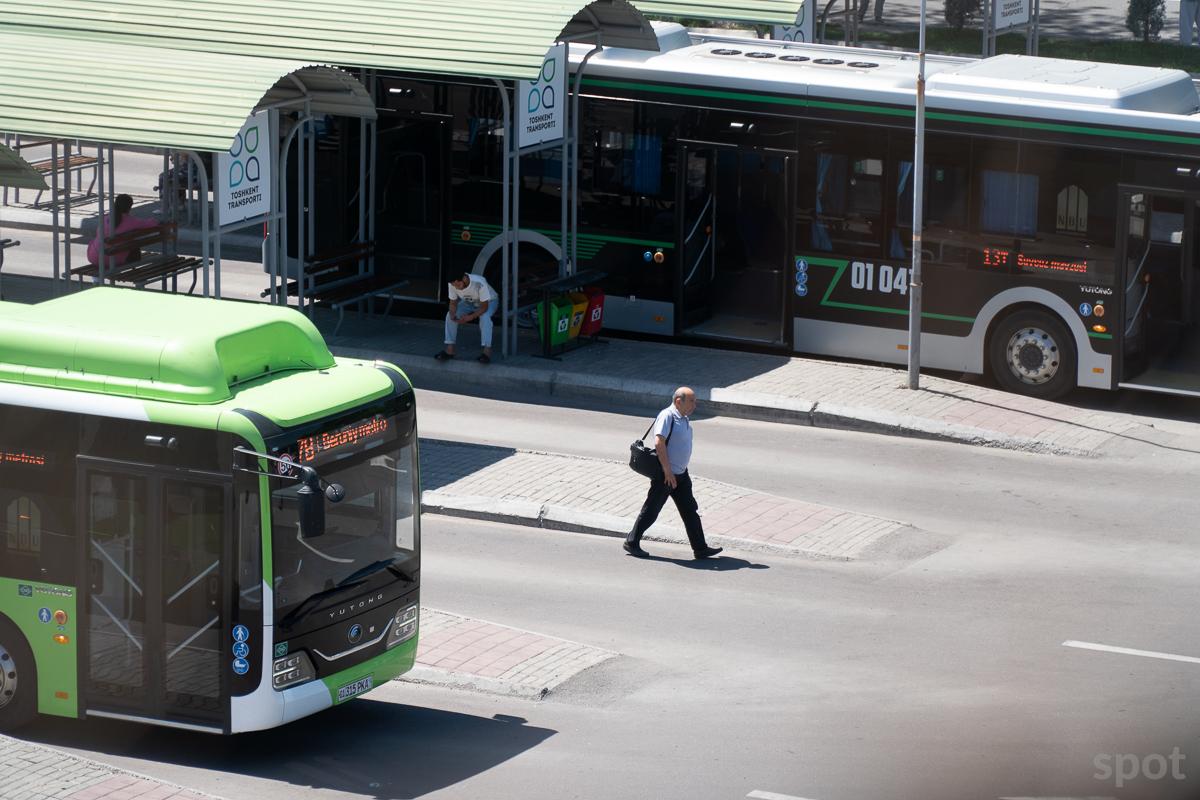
420, 439, 916, 560
330, 315, 1160, 458
406, 608, 617, 700
0, 734, 220, 800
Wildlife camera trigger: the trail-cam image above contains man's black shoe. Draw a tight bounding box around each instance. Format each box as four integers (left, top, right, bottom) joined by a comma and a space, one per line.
623, 541, 648, 558
693, 546, 723, 559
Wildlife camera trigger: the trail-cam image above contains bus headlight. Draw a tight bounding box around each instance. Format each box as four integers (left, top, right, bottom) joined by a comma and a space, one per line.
272, 651, 316, 690
387, 604, 419, 649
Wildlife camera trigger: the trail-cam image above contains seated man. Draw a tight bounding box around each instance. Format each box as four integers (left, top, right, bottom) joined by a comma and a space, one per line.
435, 272, 497, 364
87, 194, 159, 266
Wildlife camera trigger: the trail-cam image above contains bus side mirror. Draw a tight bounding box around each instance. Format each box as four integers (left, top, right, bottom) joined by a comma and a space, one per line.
297, 467, 325, 539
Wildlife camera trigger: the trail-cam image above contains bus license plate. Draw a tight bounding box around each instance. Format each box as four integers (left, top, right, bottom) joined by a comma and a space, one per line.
336, 676, 373, 703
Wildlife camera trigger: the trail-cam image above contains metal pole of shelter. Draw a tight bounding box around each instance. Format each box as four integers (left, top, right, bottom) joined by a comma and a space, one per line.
907, 0, 927, 389
571, 43, 602, 276
62, 148, 71, 290
184, 151, 210, 290
50, 140, 60, 287
494, 79, 512, 358
96, 146, 106, 285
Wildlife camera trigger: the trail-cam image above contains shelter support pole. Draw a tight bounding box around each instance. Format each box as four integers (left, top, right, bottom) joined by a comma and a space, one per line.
63, 151, 71, 291
571, 43, 602, 277
494, 79, 512, 358
51, 140, 60, 286
306, 101, 316, 260
96, 145, 106, 285
279, 115, 314, 311
907, 0, 927, 390
513, 112, 522, 357
183, 151, 210, 297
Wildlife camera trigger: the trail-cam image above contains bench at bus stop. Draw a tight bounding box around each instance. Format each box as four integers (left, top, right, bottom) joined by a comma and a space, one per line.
264, 241, 408, 334
69, 222, 205, 293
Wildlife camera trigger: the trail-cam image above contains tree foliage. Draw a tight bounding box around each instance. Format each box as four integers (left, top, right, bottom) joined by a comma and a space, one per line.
1126, 0, 1165, 42
944, 0, 982, 30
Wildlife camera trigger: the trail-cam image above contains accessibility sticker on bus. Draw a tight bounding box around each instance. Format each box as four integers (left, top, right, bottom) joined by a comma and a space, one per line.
336, 676, 373, 703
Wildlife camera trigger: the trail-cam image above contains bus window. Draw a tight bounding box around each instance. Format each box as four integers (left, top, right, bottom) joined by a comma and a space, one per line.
890, 134, 971, 263
799, 131, 884, 257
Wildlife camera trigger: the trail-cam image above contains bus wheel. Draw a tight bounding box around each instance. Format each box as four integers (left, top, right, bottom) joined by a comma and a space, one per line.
989, 310, 1075, 400
0, 620, 37, 732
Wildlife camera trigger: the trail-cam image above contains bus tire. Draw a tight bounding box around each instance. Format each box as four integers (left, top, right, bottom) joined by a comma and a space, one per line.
988, 309, 1076, 400
0, 618, 37, 732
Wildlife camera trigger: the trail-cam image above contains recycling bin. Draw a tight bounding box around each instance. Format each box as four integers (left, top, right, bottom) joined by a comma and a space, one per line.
567, 292, 589, 339
534, 294, 574, 346
580, 286, 605, 336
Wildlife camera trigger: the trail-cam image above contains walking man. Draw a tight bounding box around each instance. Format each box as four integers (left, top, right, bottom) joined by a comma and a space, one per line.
624, 387, 723, 560
435, 272, 497, 364
1183, 0, 1200, 45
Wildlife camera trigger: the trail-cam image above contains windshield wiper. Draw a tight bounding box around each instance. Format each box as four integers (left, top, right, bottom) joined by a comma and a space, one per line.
338, 557, 416, 588
279, 580, 367, 630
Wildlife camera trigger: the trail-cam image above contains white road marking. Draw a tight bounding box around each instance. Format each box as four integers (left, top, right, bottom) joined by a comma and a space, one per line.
747, 791, 819, 800
1062, 640, 1200, 665
998, 796, 1119, 799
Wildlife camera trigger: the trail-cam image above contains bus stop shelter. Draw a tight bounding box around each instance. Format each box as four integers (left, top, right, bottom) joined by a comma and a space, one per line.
0, 143, 47, 299
0, 30, 376, 300
1, 0, 800, 350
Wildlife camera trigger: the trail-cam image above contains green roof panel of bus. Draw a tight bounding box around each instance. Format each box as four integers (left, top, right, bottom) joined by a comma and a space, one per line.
0, 288, 336, 404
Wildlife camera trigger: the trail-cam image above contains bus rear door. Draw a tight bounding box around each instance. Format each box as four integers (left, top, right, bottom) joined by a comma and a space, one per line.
1117, 189, 1200, 395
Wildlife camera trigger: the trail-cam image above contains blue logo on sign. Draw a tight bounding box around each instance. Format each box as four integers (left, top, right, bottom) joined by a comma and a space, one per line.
348, 624, 363, 644
232, 625, 250, 643
232, 657, 250, 675
795, 257, 808, 273
796, 272, 808, 287
233, 641, 250, 659
18, 585, 32, 597
795, 284, 808, 297
1079, 302, 1093, 317
37, 607, 51, 624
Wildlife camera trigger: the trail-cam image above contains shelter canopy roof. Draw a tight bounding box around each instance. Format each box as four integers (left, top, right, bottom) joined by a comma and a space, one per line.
0, 30, 374, 152
0, 0, 799, 82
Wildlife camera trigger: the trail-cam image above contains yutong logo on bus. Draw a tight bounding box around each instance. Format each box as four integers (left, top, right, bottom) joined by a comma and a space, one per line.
327, 593, 385, 621
1081, 286, 1114, 296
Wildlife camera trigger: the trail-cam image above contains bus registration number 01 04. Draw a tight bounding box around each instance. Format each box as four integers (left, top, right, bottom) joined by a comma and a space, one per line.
336, 676, 373, 703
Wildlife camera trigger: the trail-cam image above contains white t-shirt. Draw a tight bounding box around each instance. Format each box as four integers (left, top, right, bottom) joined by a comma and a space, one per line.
448, 274, 495, 305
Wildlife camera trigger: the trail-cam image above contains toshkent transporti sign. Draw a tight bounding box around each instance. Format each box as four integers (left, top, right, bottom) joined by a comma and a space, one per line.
518, 44, 566, 148
993, 0, 1031, 30
217, 109, 275, 226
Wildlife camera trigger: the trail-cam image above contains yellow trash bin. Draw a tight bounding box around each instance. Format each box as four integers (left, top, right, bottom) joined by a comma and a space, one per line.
567, 291, 588, 339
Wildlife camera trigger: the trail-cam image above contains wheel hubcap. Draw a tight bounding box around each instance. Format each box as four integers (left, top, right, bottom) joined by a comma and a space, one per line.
1006, 326, 1060, 385
0, 645, 17, 711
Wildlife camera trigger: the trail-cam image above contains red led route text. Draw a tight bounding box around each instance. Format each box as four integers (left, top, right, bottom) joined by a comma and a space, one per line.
296, 417, 390, 463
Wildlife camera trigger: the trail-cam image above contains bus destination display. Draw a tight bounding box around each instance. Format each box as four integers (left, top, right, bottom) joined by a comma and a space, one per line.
0, 449, 50, 468
295, 415, 390, 463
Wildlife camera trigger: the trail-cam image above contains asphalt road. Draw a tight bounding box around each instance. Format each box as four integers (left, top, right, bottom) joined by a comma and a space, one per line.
13, 393, 1200, 800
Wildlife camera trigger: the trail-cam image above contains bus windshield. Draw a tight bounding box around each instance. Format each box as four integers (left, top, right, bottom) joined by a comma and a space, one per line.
269, 424, 417, 625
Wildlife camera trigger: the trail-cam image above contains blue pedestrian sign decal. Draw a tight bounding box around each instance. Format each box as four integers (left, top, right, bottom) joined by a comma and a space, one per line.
232, 657, 250, 675
795, 257, 808, 273
37, 607, 51, 624
232, 624, 250, 643
1079, 302, 1093, 317
233, 641, 250, 659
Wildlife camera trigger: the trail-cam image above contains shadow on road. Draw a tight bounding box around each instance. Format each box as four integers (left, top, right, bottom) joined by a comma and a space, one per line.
20, 697, 556, 799
636, 554, 769, 571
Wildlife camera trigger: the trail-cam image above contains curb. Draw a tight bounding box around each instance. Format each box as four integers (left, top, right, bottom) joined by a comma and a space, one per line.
420, 490, 893, 561
336, 345, 1092, 456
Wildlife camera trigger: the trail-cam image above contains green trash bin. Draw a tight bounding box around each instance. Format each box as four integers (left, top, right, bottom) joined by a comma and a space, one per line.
534, 294, 574, 347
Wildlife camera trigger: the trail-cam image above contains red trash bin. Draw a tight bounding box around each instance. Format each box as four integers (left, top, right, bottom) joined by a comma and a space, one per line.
580, 286, 605, 336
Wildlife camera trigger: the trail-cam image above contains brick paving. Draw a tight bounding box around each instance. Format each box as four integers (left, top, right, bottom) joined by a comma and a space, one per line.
421, 440, 910, 560
408, 609, 616, 699
0, 735, 218, 800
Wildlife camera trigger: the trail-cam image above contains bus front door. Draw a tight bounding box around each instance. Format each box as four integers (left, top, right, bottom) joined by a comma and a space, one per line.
79, 462, 229, 730
1117, 190, 1200, 395
677, 142, 791, 346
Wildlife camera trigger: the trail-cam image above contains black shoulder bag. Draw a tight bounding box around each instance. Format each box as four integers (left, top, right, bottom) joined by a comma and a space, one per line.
629, 415, 674, 479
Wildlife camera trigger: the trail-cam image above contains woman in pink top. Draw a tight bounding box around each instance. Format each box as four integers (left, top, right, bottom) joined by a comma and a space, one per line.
87, 194, 159, 266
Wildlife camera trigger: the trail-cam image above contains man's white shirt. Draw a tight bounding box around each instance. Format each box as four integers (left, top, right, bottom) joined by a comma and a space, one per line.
448, 274, 495, 305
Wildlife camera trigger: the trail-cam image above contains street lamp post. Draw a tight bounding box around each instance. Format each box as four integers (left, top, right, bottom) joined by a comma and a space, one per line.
906, 0, 927, 389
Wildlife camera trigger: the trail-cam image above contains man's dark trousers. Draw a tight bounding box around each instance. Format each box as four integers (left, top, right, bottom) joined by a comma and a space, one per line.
626, 470, 709, 554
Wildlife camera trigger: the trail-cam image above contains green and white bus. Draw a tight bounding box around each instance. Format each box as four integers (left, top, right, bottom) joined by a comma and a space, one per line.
0, 288, 420, 734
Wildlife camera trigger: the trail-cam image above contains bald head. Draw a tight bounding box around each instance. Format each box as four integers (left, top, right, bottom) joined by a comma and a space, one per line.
672, 386, 696, 417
